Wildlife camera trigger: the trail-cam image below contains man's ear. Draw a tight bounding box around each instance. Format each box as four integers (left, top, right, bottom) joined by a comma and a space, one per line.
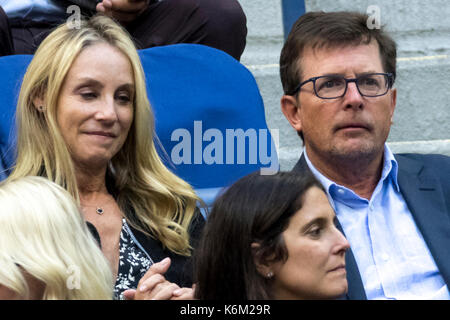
389, 88, 397, 122
251, 242, 274, 279
280, 95, 303, 133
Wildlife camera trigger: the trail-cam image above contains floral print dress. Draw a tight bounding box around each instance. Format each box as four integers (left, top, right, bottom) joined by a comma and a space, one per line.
114, 219, 154, 300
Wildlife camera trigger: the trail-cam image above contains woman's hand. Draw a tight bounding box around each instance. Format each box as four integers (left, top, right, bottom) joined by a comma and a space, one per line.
123, 257, 183, 300
170, 286, 195, 300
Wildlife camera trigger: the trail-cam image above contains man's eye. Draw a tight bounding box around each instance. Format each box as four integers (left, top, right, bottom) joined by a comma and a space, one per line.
359, 77, 380, 87
318, 78, 344, 91
324, 80, 337, 88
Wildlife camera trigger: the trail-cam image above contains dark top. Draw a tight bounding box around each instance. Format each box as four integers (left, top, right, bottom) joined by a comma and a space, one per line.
126, 207, 205, 288
87, 206, 205, 299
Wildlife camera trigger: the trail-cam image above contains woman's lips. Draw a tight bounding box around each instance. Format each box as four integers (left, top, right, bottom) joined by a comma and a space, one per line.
85, 131, 117, 138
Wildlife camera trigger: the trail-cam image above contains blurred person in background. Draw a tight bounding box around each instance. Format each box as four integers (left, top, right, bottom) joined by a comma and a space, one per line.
0, 0, 247, 60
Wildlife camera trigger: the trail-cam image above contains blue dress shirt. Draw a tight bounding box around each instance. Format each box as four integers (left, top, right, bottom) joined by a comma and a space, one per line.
304, 145, 450, 299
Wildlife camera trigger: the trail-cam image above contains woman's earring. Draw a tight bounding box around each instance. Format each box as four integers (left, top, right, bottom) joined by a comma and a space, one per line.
38, 105, 46, 112
266, 271, 274, 279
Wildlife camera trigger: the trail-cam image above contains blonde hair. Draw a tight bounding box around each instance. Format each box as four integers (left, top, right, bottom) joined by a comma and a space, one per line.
0, 176, 113, 299
9, 15, 199, 255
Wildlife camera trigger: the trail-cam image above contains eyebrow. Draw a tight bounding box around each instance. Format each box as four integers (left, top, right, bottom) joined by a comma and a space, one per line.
116, 83, 135, 92
319, 73, 344, 77
320, 71, 380, 77
74, 78, 103, 90
73, 78, 134, 91
301, 217, 328, 233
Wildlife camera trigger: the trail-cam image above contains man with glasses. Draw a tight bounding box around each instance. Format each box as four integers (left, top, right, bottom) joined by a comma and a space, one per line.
280, 11, 450, 299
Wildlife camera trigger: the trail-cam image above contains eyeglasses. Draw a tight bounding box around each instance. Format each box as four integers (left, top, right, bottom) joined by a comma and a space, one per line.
290, 73, 394, 99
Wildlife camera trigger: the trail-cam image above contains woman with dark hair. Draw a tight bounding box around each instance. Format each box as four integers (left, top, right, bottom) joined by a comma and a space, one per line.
194, 171, 350, 300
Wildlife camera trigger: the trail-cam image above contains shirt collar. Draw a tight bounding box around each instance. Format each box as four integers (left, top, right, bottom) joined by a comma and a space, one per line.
381, 144, 400, 192
304, 144, 400, 197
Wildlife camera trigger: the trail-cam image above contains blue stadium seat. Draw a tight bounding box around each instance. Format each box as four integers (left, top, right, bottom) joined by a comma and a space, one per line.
0, 54, 33, 181
0, 44, 278, 214
138, 44, 279, 213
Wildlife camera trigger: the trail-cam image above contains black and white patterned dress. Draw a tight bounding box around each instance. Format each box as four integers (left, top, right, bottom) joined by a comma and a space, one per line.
114, 219, 154, 300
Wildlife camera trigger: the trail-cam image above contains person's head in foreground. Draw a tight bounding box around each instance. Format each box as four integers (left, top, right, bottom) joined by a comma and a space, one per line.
194, 171, 350, 300
0, 176, 113, 300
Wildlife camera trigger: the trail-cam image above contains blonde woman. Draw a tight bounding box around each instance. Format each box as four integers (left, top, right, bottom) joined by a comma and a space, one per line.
0, 176, 113, 300
8, 15, 203, 300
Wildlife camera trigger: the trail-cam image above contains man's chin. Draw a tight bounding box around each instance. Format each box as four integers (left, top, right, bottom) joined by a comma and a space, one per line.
329, 141, 380, 162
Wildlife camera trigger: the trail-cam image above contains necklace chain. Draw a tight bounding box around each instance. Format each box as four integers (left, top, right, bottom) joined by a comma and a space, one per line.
80, 194, 115, 215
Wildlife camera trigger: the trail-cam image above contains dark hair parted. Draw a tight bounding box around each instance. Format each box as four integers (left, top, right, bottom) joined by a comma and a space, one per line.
193, 171, 324, 300
279, 11, 397, 96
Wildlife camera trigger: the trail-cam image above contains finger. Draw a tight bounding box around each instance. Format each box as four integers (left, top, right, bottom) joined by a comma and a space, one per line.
172, 287, 190, 297
138, 274, 166, 293
96, 3, 105, 12
138, 257, 171, 285
122, 289, 136, 300
135, 281, 179, 300
171, 293, 195, 300
171, 287, 194, 300
110, 0, 147, 13
150, 283, 180, 300
102, 0, 113, 9
133, 275, 167, 300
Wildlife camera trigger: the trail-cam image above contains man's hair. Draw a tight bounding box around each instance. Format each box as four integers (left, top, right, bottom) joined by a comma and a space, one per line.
280, 11, 397, 96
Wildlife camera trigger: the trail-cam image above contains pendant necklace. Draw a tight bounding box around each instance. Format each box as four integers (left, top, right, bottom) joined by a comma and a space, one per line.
81, 194, 115, 215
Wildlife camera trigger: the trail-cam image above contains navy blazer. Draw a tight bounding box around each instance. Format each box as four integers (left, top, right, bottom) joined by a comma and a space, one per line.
292, 152, 450, 300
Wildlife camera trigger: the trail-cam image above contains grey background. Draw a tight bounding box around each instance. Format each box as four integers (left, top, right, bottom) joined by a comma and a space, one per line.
238, 0, 450, 170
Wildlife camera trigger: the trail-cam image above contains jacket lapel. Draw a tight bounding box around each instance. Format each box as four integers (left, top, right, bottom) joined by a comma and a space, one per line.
336, 220, 368, 300
395, 154, 450, 287
292, 155, 367, 299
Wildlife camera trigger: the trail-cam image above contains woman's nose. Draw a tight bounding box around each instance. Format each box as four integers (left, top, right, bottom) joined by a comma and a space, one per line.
95, 97, 118, 122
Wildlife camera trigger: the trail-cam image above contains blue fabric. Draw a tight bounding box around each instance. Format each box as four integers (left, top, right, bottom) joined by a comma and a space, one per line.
304, 145, 449, 299
138, 44, 278, 191
0, 44, 278, 209
0, 54, 33, 180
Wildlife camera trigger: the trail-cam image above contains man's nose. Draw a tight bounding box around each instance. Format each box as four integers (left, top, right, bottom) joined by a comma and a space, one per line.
343, 81, 364, 109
